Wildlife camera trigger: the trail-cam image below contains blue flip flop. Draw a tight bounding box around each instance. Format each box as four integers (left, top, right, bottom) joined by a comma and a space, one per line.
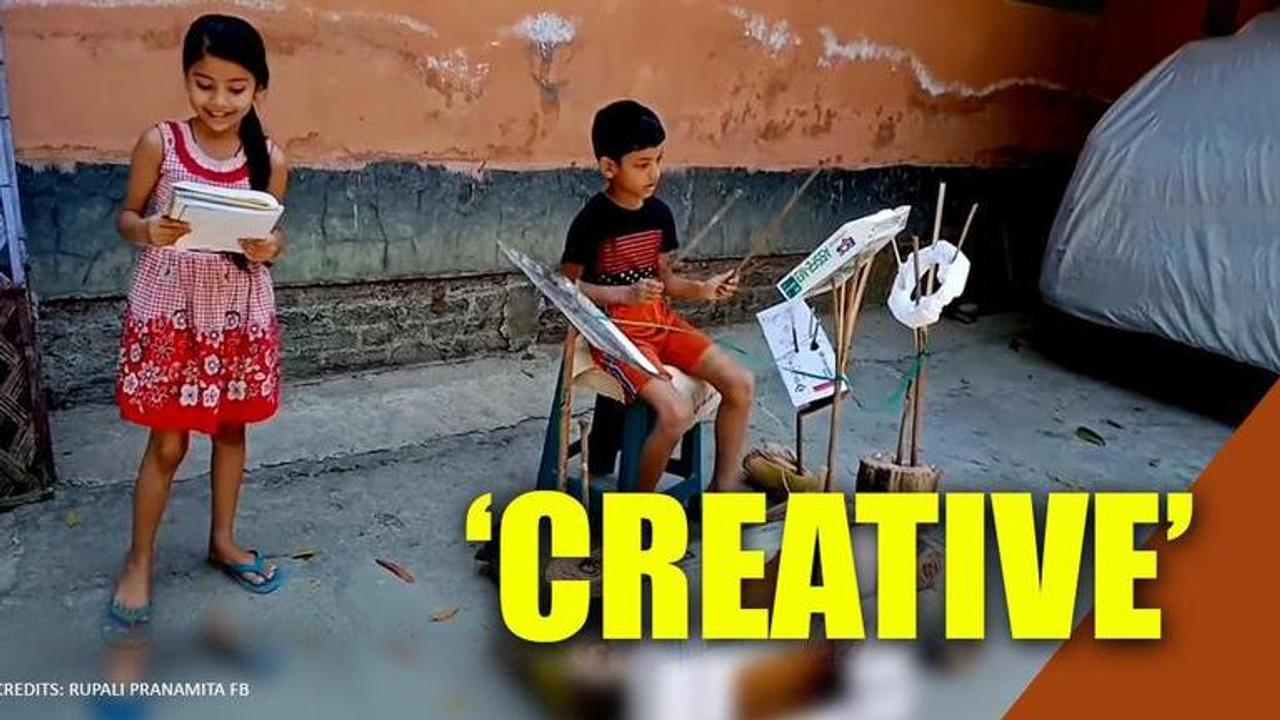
211, 550, 284, 595
102, 598, 152, 646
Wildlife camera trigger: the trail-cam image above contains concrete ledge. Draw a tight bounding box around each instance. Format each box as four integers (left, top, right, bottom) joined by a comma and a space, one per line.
51, 347, 563, 488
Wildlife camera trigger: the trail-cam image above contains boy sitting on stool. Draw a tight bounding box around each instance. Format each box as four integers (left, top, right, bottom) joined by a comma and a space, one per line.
560, 99, 755, 493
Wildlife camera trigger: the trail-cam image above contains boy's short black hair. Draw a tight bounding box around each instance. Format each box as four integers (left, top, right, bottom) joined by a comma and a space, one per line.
591, 100, 666, 162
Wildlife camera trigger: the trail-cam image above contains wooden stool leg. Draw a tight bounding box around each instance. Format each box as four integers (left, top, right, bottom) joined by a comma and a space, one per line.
536, 360, 567, 491
617, 404, 655, 492
684, 422, 705, 494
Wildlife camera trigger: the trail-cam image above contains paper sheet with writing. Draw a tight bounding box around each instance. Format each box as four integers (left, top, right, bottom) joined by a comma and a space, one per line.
757, 299, 840, 408
776, 205, 911, 300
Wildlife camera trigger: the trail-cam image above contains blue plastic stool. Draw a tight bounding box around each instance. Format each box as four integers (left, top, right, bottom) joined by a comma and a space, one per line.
536, 357, 707, 514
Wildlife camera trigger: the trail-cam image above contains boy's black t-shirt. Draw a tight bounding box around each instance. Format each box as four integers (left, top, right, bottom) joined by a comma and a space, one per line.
560, 193, 678, 287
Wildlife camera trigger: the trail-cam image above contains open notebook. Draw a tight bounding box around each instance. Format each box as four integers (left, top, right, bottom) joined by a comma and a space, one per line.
167, 181, 283, 254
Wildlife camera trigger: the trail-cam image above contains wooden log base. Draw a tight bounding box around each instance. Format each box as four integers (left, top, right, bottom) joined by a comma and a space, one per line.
856, 453, 943, 493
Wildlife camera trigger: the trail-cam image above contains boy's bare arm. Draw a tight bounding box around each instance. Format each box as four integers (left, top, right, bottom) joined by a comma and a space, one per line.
561, 263, 663, 306
657, 253, 739, 301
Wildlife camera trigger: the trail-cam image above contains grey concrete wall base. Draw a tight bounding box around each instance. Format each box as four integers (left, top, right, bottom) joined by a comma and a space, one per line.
39, 257, 803, 407
21, 162, 1070, 299
24, 161, 1072, 405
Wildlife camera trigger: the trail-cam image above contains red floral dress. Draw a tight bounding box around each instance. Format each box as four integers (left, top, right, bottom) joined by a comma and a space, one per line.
116, 120, 281, 434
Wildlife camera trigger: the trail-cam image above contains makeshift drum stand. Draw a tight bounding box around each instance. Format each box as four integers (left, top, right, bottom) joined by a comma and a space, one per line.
856, 237, 943, 493
857, 184, 976, 493
803, 257, 877, 493
754, 205, 912, 498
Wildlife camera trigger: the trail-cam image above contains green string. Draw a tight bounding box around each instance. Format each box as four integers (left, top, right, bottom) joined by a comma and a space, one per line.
714, 337, 753, 358
713, 333, 930, 413
776, 365, 853, 390
858, 351, 929, 413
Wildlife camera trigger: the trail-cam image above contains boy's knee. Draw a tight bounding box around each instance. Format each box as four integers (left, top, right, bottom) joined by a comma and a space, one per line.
655, 397, 694, 437
723, 367, 755, 404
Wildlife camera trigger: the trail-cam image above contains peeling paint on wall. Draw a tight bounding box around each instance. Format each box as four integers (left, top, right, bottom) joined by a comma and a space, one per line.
2, 0, 435, 36
729, 6, 801, 56
300, 7, 434, 35
1, 0, 285, 10
509, 11, 577, 55
423, 48, 490, 99
818, 26, 1068, 98
5, 1, 1104, 169
508, 12, 577, 108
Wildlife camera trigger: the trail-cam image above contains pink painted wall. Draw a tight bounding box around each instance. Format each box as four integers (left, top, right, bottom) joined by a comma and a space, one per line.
3, 0, 1242, 170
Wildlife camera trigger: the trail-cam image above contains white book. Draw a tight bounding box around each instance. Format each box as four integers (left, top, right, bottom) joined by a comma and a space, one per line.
167, 181, 283, 254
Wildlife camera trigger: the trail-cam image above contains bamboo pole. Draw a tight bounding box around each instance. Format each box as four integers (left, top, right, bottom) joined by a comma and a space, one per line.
954, 203, 979, 262
825, 259, 875, 492
895, 376, 914, 465
557, 327, 579, 493
930, 183, 947, 248
911, 184, 947, 466
841, 259, 873, 352
909, 235, 925, 466
822, 278, 846, 492
795, 411, 805, 476
578, 418, 592, 511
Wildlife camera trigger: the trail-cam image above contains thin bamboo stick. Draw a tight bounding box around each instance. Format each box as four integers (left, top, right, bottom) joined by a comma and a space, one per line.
823, 278, 847, 492
734, 166, 823, 275
954, 203, 979, 262
675, 189, 745, 265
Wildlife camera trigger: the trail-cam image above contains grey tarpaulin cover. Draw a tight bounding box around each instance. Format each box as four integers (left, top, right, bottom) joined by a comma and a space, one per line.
1039, 11, 1280, 372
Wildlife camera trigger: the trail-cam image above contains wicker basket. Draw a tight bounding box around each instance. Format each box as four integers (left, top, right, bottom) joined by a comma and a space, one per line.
0, 285, 55, 509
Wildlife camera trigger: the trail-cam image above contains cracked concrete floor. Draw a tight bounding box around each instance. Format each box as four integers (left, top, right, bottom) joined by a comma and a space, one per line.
0, 309, 1235, 719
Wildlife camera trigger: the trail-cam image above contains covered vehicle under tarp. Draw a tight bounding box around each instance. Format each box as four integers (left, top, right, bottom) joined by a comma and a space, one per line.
1039, 11, 1280, 372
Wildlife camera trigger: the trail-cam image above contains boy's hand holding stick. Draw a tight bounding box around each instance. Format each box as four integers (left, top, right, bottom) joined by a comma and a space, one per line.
703, 269, 740, 301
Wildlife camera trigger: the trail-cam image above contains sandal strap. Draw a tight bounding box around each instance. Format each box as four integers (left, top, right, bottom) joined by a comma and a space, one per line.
108, 599, 152, 624
223, 549, 266, 575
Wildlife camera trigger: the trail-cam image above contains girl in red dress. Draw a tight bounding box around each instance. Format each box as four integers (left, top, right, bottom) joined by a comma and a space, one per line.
108, 14, 287, 640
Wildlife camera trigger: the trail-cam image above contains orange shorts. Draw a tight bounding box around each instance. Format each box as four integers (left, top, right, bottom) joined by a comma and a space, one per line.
592, 300, 714, 403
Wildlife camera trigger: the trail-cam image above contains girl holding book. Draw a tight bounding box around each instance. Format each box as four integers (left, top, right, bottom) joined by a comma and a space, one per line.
107, 14, 288, 641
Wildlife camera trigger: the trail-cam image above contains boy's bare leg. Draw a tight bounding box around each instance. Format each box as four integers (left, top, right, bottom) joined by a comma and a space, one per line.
690, 347, 756, 491
635, 379, 694, 492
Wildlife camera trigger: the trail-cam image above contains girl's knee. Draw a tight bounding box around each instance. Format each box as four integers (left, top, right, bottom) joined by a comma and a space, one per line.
213, 423, 246, 447
149, 431, 189, 470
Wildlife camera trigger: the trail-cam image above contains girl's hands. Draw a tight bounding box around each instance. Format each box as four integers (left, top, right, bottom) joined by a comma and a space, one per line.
239, 231, 283, 264
145, 216, 191, 247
